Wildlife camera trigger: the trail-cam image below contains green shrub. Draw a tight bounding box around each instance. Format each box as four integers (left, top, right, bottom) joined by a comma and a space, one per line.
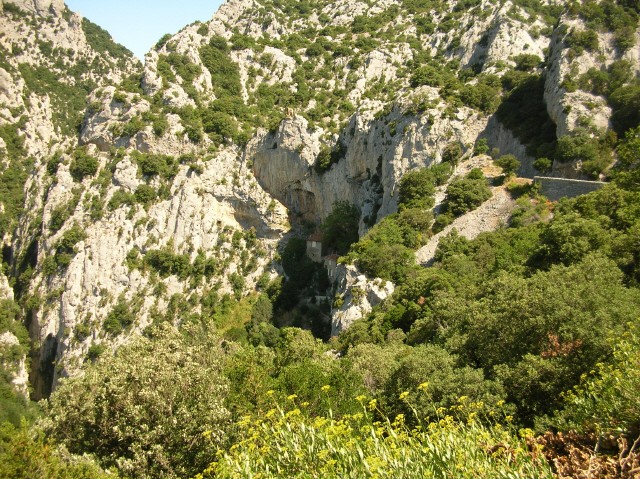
53, 224, 86, 269
321, 201, 360, 255
565, 28, 599, 56
144, 248, 192, 279
555, 131, 612, 178
69, 150, 99, 182
86, 343, 105, 361
432, 211, 454, 232
102, 297, 134, 335
610, 84, 640, 135
444, 171, 491, 216
314, 141, 347, 173
474, 138, 489, 155
410, 65, 444, 88
45, 324, 230, 479
0, 422, 112, 479
494, 154, 521, 175
346, 227, 416, 282
398, 168, 437, 210
441, 141, 463, 165
152, 115, 169, 136
134, 184, 157, 206
133, 152, 178, 179
533, 158, 551, 175
459, 81, 501, 114
513, 53, 542, 71
121, 117, 144, 137
107, 190, 135, 210
154, 33, 172, 51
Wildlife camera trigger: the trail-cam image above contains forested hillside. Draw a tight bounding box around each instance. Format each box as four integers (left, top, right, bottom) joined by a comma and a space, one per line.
1, 0, 639, 477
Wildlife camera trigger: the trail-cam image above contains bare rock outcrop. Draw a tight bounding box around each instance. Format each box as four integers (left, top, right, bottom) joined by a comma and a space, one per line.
330, 264, 394, 336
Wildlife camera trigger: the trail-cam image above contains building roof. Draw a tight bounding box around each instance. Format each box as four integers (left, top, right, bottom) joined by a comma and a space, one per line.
307, 231, 323, 242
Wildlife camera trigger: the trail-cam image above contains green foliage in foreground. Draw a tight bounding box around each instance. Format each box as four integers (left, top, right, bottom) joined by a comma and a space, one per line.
341, 176, 640, 426
556, 324, 640, 439
205, 395, 552, 479
44, 324, 230, 479
0, 422, 114, 479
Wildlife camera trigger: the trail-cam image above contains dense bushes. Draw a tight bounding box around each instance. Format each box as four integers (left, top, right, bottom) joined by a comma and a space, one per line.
442, 168, 491, 216
398, 168, 438, 210
342, 177, 640, 427
18, 64, 89, 137
0, 422, 113, 479
610, 84, 640, 134
81, 18, 133, 59
69, 149, 99, 182
0, 122, 30, 237
132, 151, 178, 179
568, 0, 638, 52
345, 165, 443, 281
557, 324, 640, 439
45, 324, 230, 479
555, 130, 614, 178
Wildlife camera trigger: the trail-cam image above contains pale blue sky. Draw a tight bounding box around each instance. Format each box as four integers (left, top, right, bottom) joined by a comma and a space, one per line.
65, 0, 225, 60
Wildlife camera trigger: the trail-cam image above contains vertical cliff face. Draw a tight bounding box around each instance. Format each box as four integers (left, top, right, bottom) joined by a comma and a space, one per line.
250, 104, 489, 228
2, 0, 639, 396
0, 0, 143, 396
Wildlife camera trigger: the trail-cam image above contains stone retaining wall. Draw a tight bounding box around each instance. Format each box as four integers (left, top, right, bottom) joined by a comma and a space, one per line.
534, 176, 605, 201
